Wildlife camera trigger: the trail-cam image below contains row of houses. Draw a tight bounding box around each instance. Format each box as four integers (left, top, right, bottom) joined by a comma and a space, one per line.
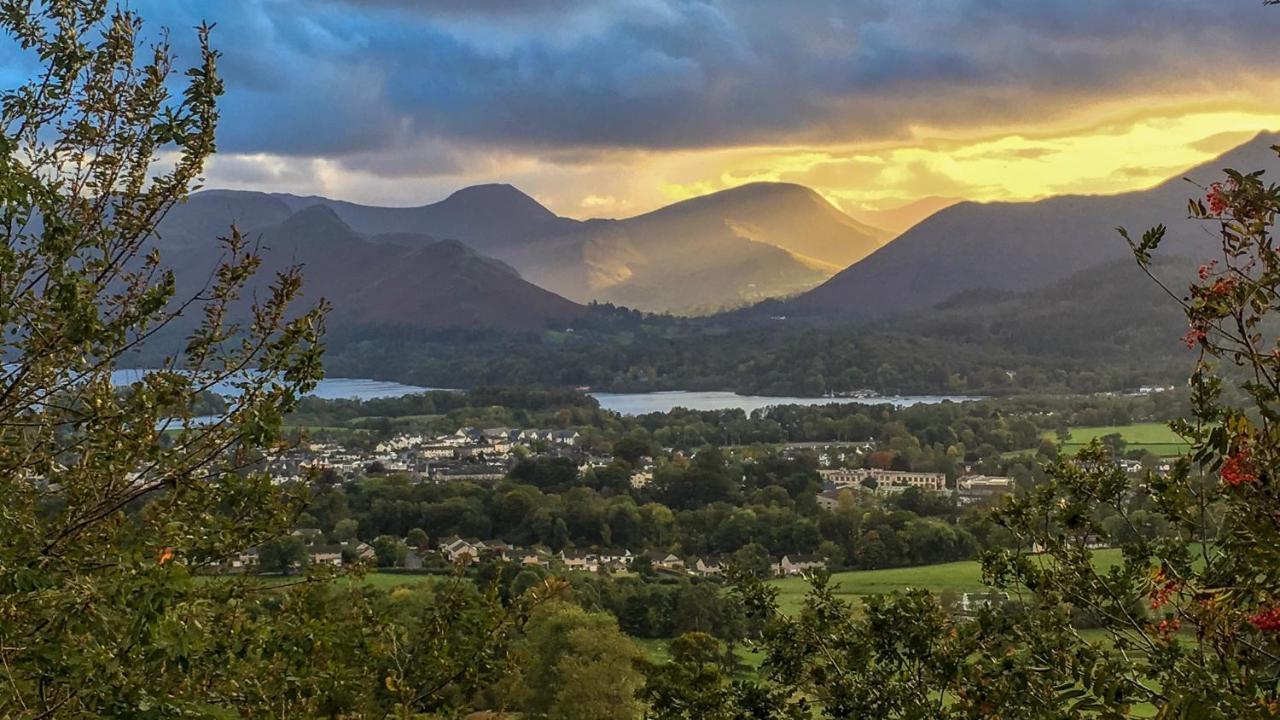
456, 427, 582, 447
224, 540, 376, 571
374, 427, 581, 453
815, 472, 1017, 509
267, 426, 592, 486
820, 463, 1173, 508
425, 462, 509, 482
439, 537, 642, 571
264, 425, 588, 486
635, 552, 824, 577
437, 537, 826, 578
384, 427, 582, 458
819, 467, 949, 494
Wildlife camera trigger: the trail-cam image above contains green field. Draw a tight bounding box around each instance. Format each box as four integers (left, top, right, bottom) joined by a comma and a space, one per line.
245, 548, 1132, 615
771, 548, 1127, 615
358, 571, 445, 590
771, 561, 985, 614
1051, 422, 1190, 456
242, 546, 1137, 603
358, 560, 1047, 613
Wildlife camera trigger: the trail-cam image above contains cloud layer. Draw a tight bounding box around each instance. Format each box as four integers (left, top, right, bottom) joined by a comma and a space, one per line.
8, 1, 1280, 216
170, 1, 1280, 151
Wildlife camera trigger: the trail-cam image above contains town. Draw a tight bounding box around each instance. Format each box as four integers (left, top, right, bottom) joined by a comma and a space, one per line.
227, 411, 1168, 579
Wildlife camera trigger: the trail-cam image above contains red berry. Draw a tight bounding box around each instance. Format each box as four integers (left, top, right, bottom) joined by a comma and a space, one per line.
1249, 607, 1280, 632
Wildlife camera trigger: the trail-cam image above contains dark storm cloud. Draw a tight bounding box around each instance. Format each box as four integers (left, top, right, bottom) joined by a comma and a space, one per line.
92, 0, 1280, 160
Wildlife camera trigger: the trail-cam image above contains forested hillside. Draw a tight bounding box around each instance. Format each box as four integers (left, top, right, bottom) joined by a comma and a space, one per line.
324, 252, 1194, 396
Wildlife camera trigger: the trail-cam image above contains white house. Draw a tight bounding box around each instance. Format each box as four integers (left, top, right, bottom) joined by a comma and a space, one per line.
691, 557, 724, 577
439, 536, 485, 564
956, 474, 1015, 502
308, 544, 344, 567
560, 550, 600, 573
776, 555, 826, 577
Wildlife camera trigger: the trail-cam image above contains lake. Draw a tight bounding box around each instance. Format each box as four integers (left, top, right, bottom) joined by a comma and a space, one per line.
588, 390, 978, 415
111, 370, 439, 401
113, 371, 977, 413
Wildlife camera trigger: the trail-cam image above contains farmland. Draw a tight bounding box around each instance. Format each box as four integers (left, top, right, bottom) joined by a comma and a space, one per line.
770, 548, 1127, 615
1052, 422, 1190, 456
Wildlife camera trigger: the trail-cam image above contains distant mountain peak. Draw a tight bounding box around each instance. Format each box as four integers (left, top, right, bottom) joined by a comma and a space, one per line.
654, 181, 831, 212
844, 196, 963, 235
602, 179, 890, 278
437, 183, 555, 220
278, 203, 354, 234
710, 181, 818, 196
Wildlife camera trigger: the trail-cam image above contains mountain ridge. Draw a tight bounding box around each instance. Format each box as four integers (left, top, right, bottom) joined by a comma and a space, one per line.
844, 196, 962, 235
156, 197, 584, 333
785, 131, 1280, 319
184, 179, 891, 314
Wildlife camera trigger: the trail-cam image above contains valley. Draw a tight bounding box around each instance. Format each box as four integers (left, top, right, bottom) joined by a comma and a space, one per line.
140, 133, 1280, 402
8, 1, 1280, 714
121, 124, 1267, 717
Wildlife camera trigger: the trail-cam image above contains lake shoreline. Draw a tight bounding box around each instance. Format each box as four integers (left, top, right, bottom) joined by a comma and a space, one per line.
114, 370, 981, 415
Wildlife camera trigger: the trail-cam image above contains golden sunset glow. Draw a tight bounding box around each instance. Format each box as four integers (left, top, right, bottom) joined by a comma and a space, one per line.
199, 103, 1280, 234
170, 0, 1280, 235
602, 107, 1280, 229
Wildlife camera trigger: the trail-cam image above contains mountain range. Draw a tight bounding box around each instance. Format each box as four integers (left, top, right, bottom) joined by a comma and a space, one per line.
159, 181, 890, 321
153, 131, 1277, 350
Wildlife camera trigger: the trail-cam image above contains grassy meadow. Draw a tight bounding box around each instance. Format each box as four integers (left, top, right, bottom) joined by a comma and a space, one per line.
247, 546, 1135, 615
770, 547, 1127, 615
1051, 422, 1190, 457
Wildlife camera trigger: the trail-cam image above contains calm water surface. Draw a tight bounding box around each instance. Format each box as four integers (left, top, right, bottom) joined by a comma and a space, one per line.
114, 371, 977, 414
111, 370, 438, 400
588, 390, 979, 415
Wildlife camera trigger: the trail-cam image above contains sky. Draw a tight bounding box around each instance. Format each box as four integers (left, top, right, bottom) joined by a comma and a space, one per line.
9, 0, 1280, 223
